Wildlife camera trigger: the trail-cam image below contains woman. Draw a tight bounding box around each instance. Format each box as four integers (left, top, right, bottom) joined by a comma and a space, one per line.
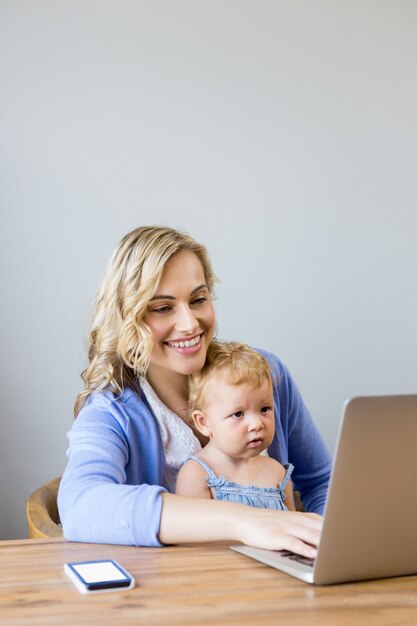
58, 226, 331, 558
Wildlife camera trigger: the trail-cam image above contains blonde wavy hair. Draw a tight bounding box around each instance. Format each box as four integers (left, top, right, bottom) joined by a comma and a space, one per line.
74, 225, 216, 416
189, 341, 272, 413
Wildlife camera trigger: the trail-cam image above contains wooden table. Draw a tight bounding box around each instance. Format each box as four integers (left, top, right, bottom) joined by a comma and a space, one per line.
2, 538, 417, 625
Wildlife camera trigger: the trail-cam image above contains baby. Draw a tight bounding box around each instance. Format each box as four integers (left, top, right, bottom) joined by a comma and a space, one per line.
176, 341, 295, 510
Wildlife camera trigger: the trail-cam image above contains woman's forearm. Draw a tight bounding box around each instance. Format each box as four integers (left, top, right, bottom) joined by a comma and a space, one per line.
158, 492, 322, 558
158, 493, 241, 543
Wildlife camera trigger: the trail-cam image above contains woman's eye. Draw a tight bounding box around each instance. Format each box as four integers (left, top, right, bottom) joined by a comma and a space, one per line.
152, 305, 172, 314
191, 296, 208, 305
260, 406, 272, 415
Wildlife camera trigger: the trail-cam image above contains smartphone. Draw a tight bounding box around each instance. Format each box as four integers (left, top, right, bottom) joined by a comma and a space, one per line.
64, 559, 135, 594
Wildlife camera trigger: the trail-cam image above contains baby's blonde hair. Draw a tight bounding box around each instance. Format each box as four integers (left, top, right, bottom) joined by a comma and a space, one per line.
75, 225, 216, 416
189, 341, 272, 412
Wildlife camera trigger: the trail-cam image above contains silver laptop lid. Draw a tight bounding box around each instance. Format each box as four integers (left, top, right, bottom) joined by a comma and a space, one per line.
231, 395, 417, 585
314, 394, 417, 585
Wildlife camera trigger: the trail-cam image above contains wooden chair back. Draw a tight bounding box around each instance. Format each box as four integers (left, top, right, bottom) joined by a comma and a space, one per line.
294, 490, 305, 512
26, 477, 63, 539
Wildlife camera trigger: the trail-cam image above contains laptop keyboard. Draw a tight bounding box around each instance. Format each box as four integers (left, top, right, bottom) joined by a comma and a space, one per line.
279, 550, 315, 568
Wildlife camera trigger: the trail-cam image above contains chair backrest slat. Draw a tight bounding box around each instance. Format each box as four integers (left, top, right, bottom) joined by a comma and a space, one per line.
26, 477, 63, 539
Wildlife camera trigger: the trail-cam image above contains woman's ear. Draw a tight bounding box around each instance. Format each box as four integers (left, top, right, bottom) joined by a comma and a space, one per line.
192, 410, 211, 437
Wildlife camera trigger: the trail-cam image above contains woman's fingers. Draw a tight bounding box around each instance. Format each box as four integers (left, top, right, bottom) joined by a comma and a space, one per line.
267, 519, 321, 558
236, 509, 324, 558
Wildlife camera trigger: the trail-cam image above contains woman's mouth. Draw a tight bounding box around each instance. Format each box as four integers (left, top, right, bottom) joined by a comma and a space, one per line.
164, 333, 204, 354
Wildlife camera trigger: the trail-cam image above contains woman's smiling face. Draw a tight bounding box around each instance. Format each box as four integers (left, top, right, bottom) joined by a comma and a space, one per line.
144, 250, 216, 380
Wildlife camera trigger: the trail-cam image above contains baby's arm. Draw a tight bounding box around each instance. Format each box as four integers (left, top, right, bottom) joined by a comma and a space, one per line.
263, 456, 296, 511
176, 459, 212, 499
274, 459, 296, 511
272, 459, 296, 511
284, 474, 296, 511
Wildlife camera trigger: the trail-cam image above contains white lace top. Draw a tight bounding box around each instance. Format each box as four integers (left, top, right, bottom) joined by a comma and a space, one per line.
139, 376, 201, 492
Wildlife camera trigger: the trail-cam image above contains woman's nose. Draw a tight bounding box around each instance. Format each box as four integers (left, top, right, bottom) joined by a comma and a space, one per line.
175, 304, 199, 333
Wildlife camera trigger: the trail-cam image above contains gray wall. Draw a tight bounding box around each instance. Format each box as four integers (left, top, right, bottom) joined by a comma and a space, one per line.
1, 1, 416, 540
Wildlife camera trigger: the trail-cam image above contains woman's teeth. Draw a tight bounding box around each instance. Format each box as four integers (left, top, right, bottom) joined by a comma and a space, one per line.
169, 335, 200, 348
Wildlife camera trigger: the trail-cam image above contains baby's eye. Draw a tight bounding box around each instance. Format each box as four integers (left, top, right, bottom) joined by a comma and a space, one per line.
260, 406, 272, 415
232, 411, 244, 419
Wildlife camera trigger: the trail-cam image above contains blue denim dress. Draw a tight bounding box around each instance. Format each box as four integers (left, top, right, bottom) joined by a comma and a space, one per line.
188, 456, 294, 510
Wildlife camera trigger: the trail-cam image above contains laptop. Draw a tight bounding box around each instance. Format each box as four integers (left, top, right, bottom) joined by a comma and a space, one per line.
231, 394, 417, 585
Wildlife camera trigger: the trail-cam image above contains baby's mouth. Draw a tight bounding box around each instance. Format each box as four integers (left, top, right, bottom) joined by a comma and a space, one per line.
248, 437, 263, 447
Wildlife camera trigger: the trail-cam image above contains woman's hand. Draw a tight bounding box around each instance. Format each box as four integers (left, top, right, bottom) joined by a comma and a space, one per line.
234, 508, 322, 558
159, 493, 322, 557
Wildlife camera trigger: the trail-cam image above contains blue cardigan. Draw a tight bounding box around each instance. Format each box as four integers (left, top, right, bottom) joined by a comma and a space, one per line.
58, 349, 332, 546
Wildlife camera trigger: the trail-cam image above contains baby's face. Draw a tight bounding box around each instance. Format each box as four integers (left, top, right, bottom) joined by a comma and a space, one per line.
199, 377, 275, 458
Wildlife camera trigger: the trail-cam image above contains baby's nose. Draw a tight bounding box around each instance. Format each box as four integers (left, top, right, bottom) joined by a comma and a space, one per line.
247, 414, 263, 430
